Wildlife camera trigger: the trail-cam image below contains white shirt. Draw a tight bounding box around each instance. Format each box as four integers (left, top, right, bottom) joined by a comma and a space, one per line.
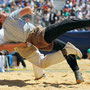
0, 28, 4, 44
3, 8, 35, 43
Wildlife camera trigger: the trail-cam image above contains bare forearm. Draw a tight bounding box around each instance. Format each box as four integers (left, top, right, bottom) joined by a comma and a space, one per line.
20, 6, 34, 17
0, 43, 27, 52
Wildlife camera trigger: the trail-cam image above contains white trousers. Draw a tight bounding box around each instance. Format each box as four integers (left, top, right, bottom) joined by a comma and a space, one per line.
28, 50, 66, 68
15, 45, 66, 78
0, 55, 5, 72
30, 50, 45, 79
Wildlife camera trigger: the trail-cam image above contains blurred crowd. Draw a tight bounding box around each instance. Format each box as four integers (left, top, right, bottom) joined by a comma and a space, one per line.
0, 0, 90, 29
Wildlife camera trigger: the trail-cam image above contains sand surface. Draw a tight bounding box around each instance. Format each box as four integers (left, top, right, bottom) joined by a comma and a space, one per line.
0, 59, 90, 90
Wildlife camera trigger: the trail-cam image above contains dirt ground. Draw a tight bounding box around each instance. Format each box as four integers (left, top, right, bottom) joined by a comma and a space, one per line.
0, 59, 90, 90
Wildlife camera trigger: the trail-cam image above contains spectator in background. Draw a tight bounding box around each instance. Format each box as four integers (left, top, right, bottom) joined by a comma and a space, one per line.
0, 0, 6, 5
10, 1, 17, 12
63, 8, 70, 18
10, 51, 26, 68
87, 48, 90, 59
86, 1, 90, 18
0, 49, 46, 79
82, 3, 88, 19
28, 0, 35, 9
64, 0, 72, 8
0, 0, 89, 29
76, 10, 83, 19
42, 10, 50, 27
34, 0, 41, 9
36, 10, 42, 25
0, 5, 3, 12
1, 50, 26, 68
70, 8, 76, 19
45, 0, 54, 9
55, 9, 61, 23
49, 9, 57, 24
72, 0, 76, 7
15, 0, 20, 6
49, 0, 54, 8
2, 4, 11, 14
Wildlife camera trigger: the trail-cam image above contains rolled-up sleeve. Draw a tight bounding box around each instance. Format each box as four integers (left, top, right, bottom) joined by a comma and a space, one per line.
9, 8, 22, 20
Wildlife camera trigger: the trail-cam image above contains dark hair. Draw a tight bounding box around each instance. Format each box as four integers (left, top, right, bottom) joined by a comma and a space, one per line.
1, 50, 9, 55
0, 22, 2, 29
0, 52, 2, 55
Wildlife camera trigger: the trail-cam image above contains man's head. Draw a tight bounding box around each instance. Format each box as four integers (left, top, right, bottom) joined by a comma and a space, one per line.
0, 12, 8, 29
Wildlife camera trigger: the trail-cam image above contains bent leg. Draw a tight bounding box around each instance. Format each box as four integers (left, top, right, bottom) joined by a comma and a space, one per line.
53, 39, 84, 83
53, 39, 80, 72
65, 55, 84, 84
15, 46, 47, 79
40, 50, 66, 68
27, 50, 66, 68
44, 19, 90, 43
53, 39, 82, 58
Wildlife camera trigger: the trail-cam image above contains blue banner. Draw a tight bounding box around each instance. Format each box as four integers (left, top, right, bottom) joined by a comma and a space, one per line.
40, 30, 90, 58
